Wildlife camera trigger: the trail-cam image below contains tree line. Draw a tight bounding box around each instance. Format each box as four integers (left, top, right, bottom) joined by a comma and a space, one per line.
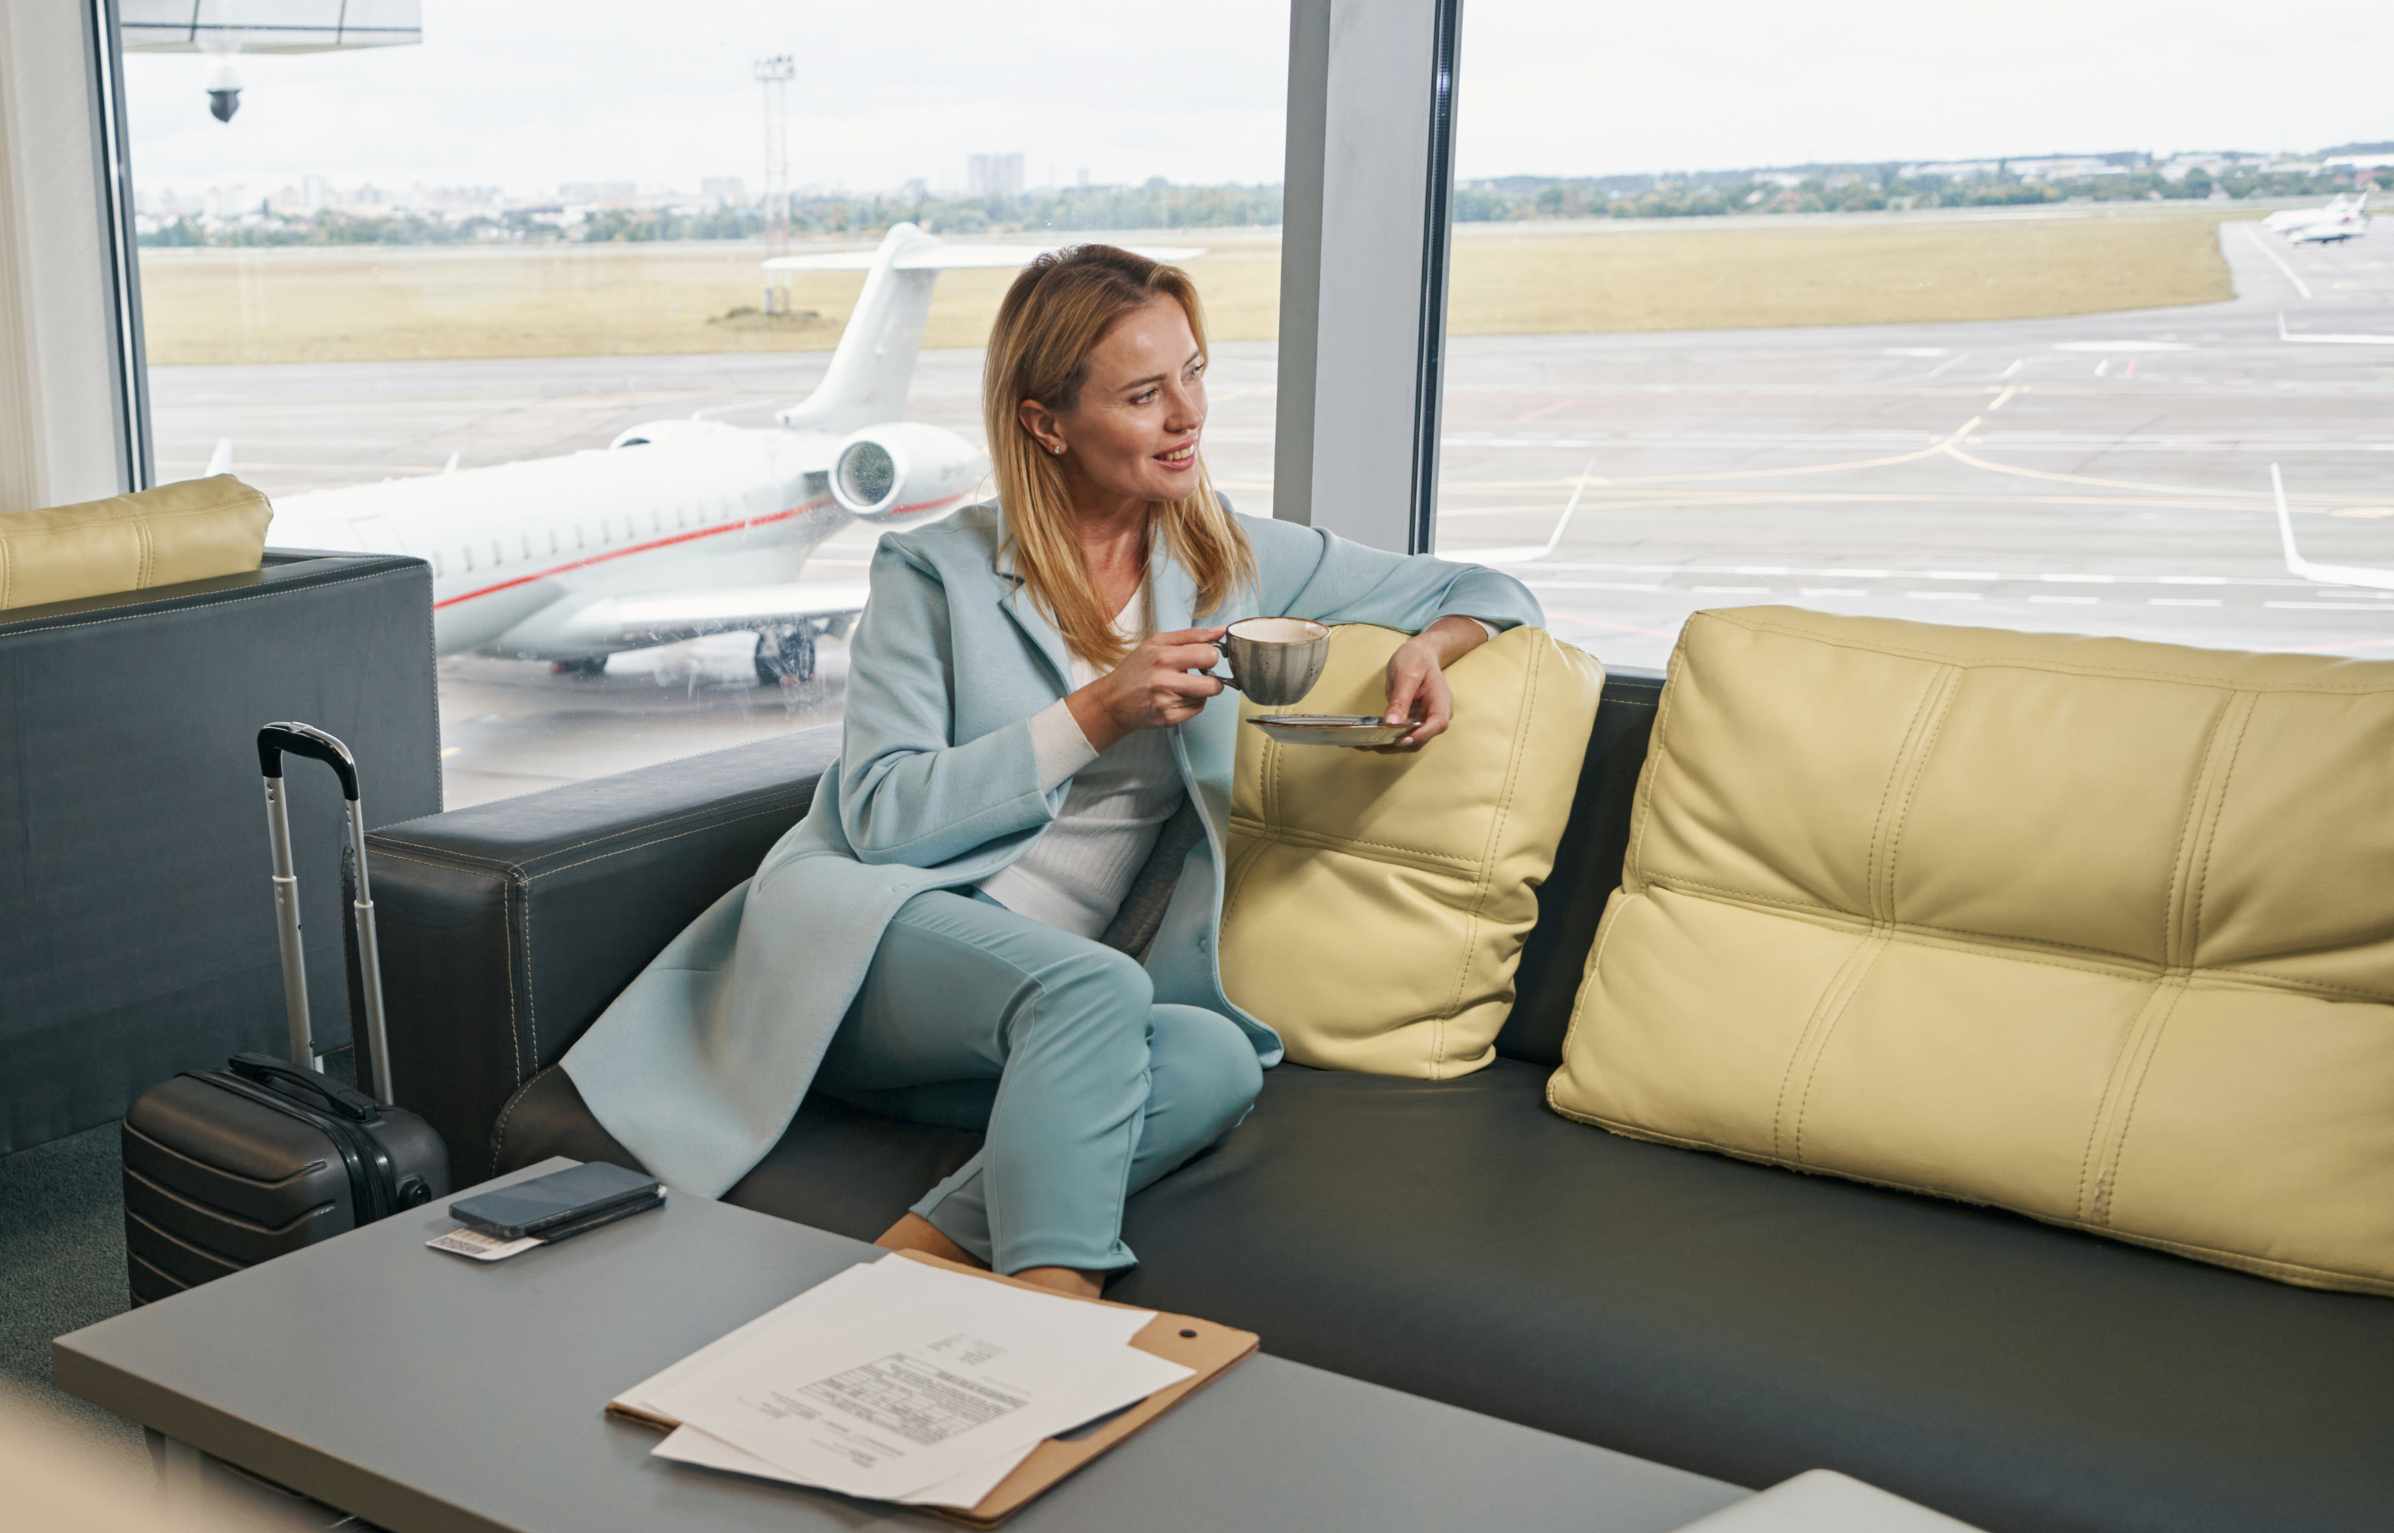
139, 163, 2389, 249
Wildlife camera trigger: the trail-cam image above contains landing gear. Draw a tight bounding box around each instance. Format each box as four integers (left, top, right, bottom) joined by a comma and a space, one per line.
552, 656, 608, 677
755, 624, 818, 686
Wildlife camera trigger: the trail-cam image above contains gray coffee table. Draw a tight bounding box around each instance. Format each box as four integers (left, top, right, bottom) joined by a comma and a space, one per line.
56, 1158, 1748, 1531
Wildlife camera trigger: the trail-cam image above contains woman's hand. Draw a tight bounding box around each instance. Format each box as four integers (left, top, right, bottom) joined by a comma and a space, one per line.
1370, 617, 1492, 752
1067, 625, 1229, 753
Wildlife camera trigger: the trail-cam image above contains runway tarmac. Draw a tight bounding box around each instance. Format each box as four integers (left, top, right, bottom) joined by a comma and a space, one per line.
148, 217, 2394, 808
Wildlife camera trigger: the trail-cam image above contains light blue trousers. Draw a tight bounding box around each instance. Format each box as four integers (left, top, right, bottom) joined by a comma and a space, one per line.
811, 888, 1264, 1275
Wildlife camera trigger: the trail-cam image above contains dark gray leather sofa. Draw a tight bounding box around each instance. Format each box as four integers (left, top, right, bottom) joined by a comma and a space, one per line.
1, 550, 440, 1151
368, 673, 2393, 1533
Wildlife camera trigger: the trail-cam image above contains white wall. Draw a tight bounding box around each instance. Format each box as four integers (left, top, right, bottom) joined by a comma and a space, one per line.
0, 0, 127, 514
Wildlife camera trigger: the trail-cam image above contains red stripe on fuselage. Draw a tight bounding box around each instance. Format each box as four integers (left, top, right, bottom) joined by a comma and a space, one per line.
430, 491, 962, 610
429, 492, 970, 610
432, 498, 835, 609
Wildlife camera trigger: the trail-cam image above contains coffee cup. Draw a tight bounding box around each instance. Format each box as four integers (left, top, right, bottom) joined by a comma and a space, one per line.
1213, 617, 1330, 706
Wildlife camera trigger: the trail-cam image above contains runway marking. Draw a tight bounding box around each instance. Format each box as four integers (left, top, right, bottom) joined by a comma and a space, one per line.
2050, 341, 2190, 353
1938, 439, 2278, 503
1988, 386, 2021, 413
1799, 588, 1869, 598
2275, 311, 2394, 345
1999, 359, 2025, 379
687, 396, 786, 422
1906, 591, 1983, 601
1692, 585, 1772, 595
2241, 224, 2314, 300
1924, 353, 1971, 379
2149, 598, 2224, 608
2265, 600, 2394, 612
1529, 580, 1667, 593
1884, 347, 1950, 357
2029, 595, 2100, 605
1512, 560, 2317, 590
2094, 359, 2111, 378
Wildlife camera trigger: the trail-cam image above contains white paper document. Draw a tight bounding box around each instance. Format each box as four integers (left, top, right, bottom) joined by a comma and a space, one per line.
621, 1256, 1191, 1508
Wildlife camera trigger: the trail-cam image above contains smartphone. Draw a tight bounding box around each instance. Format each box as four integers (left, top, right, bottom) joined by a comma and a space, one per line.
450, 1161, 662, 1240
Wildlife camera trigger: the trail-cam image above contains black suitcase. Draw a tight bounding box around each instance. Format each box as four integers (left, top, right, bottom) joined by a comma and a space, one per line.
121, 723, 449, 1306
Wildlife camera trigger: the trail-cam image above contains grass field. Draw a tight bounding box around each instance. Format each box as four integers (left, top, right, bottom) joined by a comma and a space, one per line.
136, 207, 2240, 367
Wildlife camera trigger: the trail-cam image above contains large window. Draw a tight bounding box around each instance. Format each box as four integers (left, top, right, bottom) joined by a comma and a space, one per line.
1434, 4, 2394, 670
123, 3, 1286, 806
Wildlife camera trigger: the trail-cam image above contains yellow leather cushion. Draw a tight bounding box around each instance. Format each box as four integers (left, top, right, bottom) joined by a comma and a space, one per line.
1222, 624, 1603, 1077
1552, 605, 2394, 1295
0, 475, 271, 611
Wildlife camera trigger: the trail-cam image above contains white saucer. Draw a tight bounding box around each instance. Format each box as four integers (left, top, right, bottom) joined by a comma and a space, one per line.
1248, 714, 1413, 748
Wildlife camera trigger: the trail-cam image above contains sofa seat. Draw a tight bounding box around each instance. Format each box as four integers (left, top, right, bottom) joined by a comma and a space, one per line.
498, 1056, 2391, 1533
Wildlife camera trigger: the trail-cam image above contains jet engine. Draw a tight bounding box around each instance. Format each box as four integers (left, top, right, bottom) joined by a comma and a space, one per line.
829, 423, 983, 523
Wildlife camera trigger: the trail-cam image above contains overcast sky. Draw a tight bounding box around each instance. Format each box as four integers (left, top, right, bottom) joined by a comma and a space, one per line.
125, 1, 2391, 197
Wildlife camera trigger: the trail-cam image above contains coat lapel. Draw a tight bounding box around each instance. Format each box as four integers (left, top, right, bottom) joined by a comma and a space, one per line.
992, 537, 1073, 697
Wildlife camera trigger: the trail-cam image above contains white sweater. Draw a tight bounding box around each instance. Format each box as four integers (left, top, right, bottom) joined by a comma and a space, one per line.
977, 587, 1183, 939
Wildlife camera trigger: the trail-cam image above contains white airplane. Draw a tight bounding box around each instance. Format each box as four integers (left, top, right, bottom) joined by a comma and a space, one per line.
2278, 192, 2370, 244
258, 223, 1189, 684
2264, 194, 2355, 234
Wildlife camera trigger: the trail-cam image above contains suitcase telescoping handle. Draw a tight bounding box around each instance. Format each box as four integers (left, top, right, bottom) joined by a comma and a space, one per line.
257, 723, 394, 1106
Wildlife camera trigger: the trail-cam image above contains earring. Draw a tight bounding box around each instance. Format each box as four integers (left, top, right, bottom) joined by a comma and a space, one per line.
1048, 444, 1064, 456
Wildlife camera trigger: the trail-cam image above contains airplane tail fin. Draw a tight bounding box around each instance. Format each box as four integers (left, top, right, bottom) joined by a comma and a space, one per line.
769, 224, 1205, 434
774, 225, 946, 434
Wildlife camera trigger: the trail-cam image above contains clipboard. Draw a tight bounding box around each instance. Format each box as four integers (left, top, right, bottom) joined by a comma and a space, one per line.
605, 1250, 1259, 1527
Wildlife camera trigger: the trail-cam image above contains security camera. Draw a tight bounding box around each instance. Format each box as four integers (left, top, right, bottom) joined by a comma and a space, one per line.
205, 57, 241, 123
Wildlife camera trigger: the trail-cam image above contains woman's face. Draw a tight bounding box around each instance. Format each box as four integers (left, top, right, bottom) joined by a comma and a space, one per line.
1026, 296, 1207, 510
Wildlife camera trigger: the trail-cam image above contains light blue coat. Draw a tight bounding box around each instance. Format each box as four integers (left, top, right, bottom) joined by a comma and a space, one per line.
560, 501, 1543, 1196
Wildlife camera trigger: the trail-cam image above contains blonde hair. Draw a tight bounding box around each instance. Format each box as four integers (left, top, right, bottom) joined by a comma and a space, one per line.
983, 244, 1257, 667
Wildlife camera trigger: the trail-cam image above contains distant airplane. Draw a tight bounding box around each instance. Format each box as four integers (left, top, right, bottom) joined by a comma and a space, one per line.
2263, 194, 2355, 235
257, 223, 1194, 684
2279, 192, 2370, 245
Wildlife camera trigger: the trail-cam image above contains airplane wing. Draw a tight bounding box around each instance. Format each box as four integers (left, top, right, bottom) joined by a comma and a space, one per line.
541, 579, 873, 649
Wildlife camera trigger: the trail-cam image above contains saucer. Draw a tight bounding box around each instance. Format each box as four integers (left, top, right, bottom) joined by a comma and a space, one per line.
1249, 714, 1413, 748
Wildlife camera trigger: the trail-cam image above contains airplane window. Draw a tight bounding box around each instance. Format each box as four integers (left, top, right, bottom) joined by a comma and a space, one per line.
1435, 7, 2392, 670
120, 8, 1288, 807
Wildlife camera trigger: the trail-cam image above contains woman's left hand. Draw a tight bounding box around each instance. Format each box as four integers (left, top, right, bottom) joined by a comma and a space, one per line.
1371, 637, 1454, 752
